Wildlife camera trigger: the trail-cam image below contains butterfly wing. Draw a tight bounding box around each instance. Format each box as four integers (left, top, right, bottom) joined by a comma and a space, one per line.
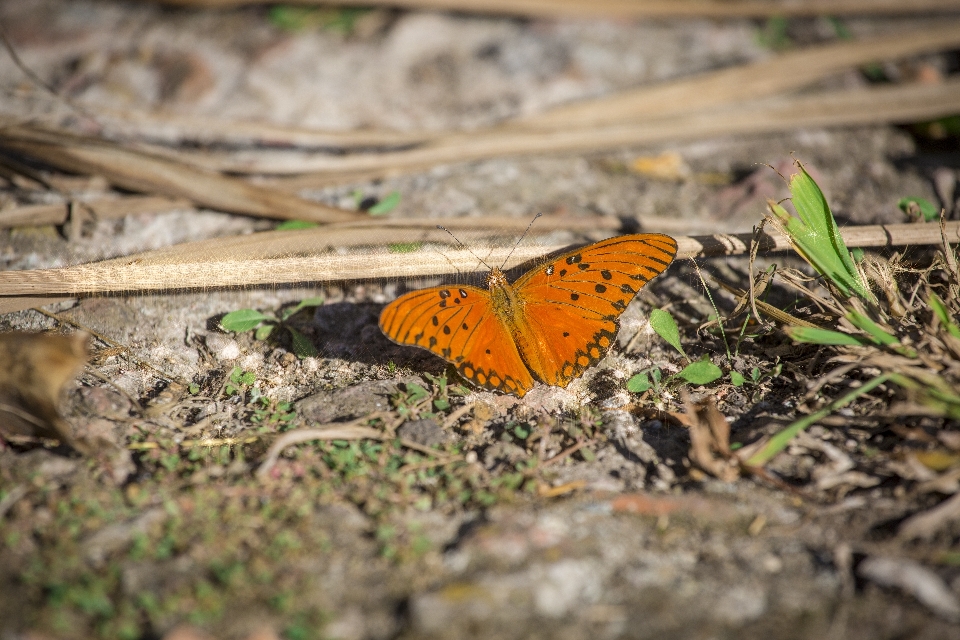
512, 233, 677, 387
379, 284, 536, 396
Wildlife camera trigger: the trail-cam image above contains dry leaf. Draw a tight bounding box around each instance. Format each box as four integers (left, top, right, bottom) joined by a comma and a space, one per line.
858, 556, 960, 621
0, 332, 88, 450
671, 393, 739, 482
899, 492, 960, 541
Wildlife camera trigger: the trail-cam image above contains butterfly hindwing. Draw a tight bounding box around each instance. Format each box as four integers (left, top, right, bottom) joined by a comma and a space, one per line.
379, 285, 535, 396
513, 233, 678, 387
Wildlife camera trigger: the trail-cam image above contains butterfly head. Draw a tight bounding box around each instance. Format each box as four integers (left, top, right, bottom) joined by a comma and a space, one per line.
485, 267, 509, 289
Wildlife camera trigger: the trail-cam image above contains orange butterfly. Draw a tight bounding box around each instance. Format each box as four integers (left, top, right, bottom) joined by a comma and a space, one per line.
379, 234, 677, 397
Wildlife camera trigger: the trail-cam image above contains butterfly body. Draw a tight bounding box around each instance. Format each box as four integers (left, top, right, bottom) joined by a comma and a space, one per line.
379, 233, 677, 397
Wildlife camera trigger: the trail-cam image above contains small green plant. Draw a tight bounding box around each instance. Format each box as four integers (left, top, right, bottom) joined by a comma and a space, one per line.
252, 397, 297, 429
641, 309, 723, 388
756, 16, 791, 51
391, 373, 464, 419
898, 196, 940, 223
224, 367, 256, 397
744, 161, 960, 464
766, 163, 874, 302
268, 5, 371, 34
352, 189, 402, 215
389, 242, 424, 253
220, 296, 324, 358
275, 220, 319, 230
649, 308, 687, 360
626, 366, 662, 394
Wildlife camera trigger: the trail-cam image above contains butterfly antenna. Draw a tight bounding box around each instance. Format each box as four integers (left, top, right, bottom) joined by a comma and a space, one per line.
500, 212, 542, 270
437, 225, 492, 270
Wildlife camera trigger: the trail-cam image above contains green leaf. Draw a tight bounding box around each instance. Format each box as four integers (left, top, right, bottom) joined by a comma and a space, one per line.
268, 6, 317, 31
433, 398, 450, 412
368, 191, 401, 216
275, 220, 319, 230
239, 371, 256, 386
930, 292, 960, 339
769, 165, 874, 302
254, 324, 275, 341
285, 296, 325, 318
287, 328, 318, 359
626, 373, 651, 393
784, 325, 868, 346
221, 309, 271, 332
678, 360, 722, 385
730, 371, 746, 387
389, 242, 423, 253
751, 366, 761, 382
649, 309, 687, 359
898, 196, 940, 222
405, 383, 429, 404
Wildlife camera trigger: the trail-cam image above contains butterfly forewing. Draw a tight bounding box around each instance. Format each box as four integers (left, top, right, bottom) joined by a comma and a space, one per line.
514, 233, 678, 387
379, 285, 535, 396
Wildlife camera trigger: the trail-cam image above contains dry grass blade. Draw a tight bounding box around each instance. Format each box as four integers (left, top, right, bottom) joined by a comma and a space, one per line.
0, 221, 956, 305
197, 79, 960, 177
715, 280, 820, 329
157, 0, 960, 19
98, 24, 960, 154
520, 23, 960, 130
0, 195, 191, 228
0, 121, 359, 223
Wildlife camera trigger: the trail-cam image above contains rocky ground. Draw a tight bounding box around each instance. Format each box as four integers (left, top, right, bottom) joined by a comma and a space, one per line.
1, 2, 959, 639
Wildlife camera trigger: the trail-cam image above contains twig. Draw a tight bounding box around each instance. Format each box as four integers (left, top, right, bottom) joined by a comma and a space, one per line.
442, 403, 475, 430
0, 484, 27, 520
255, 415, 454, 479
541, 439, 593, 467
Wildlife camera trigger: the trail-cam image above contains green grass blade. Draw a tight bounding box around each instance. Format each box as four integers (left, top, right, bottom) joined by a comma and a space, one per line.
746, 372, 894, 467
930, 292, 960, 339
844, 311, 917, 357
845, 311, 897, 345
783, 325, 869, 346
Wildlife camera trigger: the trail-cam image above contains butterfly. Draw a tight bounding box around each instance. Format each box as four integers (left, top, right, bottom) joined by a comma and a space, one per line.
379, 233, 678, 397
